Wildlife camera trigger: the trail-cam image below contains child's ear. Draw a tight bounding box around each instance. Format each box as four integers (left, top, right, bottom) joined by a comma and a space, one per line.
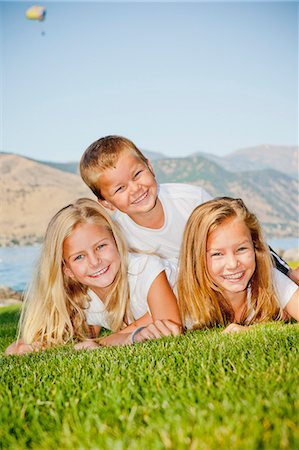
63, 265, 75, 280
98, 199, 116, 211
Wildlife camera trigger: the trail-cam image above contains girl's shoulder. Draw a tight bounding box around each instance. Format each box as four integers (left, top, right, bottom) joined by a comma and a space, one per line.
128, 252, 161, 273
128, 253, 178, 288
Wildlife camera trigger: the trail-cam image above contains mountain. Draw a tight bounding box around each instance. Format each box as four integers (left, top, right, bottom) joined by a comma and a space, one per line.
152, 155, 298, 237
29, 149, 166, 176
0, 153, 94, 246
0, 151, 298, 246
196, 145, 298, 179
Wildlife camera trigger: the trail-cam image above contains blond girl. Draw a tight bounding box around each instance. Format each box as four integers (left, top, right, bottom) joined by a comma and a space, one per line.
177, 197, 298, 332
6, 198, 181, 355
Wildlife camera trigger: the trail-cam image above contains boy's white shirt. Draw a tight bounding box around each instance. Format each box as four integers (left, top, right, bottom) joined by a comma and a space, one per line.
184, 268, 298, 329
113, 183, 212, 262
85, 253, 177, 329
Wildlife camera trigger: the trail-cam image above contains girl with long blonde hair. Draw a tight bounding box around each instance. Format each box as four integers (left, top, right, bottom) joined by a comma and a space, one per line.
6, 198, 181, 354
177, 197, 298, 332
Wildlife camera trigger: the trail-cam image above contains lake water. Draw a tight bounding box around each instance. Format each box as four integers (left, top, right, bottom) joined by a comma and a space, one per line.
0, 245, 41, 291
0, 238, 298, 291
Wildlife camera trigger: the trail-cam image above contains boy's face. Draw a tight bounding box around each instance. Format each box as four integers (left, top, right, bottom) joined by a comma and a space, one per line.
97, 151, 158, 220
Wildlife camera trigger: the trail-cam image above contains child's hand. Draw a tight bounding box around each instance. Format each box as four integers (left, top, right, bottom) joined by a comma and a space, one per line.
133, 319, 182, 343
222, 323, 250, 334
5, 340, 41, 355
74, 340, 100, 351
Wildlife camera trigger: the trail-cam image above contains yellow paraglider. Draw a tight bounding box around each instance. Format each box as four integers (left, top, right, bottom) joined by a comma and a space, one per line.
25, 5, 46, 22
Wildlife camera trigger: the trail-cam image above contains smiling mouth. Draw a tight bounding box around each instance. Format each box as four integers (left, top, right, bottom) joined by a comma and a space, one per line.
132, 190, 148, 204
89, 266, 109, 278
222, 271, 245, 281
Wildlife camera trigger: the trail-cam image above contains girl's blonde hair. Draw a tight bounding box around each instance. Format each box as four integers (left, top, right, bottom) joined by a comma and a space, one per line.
177, 197, 281, 329
19, 198, 132, 346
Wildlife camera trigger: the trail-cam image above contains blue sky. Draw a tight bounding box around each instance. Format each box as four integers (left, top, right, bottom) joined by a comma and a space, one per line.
1, 0, 298, 161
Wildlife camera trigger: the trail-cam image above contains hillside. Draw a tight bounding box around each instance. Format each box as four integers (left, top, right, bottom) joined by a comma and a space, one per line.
32, 149, 166, 175
197, 145, 298, 179
152, 155, 298, 237
0, 154, 95, 246
0, 152, 298, 246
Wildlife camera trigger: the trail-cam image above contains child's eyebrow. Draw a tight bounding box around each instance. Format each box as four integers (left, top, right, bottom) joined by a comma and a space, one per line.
66, 238, 108, 259
207, 239, 252, 252
109, 163, 144, 191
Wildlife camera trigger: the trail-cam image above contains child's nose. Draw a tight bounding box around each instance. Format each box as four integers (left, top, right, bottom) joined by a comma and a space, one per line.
130, 180, 141, 193
89, 253, 101, 267
226, 253, 239, 269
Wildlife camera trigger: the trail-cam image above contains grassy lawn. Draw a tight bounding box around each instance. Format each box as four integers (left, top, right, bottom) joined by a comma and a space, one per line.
1, 305, 298, 450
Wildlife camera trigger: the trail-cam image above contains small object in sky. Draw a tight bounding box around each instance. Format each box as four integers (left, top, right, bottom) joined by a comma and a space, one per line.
25, 5, 46, 22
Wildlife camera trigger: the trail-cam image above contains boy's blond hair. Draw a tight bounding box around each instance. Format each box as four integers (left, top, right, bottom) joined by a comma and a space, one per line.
177, 197, 282, 329
80, 135, 148, 199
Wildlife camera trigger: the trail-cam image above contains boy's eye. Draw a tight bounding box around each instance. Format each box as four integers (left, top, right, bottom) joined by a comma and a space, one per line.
134, 170, 142, 179
114, 186, 125, 194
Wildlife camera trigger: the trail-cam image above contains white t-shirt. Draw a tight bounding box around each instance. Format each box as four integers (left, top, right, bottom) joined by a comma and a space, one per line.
84, 253, 177, 329
272, 268, 298, 309
114, 183, 211, 261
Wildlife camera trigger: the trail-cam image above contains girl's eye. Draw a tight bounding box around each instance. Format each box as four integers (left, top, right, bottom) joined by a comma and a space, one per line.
237, 247, 247, 252
211, 252, 222, 257
74, 254, 84, 261
96, 244, 106, 251
134, 170, 142, 179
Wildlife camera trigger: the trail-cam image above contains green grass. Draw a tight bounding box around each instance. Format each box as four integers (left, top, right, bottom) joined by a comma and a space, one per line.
1, 306, 298, 450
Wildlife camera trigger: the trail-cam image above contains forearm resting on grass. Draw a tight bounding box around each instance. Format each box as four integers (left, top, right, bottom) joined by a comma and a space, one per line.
75, 319, 183, 350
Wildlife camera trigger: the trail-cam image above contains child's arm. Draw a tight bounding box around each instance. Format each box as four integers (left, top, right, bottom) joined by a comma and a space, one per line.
75, 319, 182, 349
117, 313, 153, 334
288, 267, 299, 286
283, 288, 299, 321
132, 319, 182, 342
147, 271, 182, 325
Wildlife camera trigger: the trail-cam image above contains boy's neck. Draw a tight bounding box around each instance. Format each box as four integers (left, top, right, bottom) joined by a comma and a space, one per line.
128, 198, 165, 229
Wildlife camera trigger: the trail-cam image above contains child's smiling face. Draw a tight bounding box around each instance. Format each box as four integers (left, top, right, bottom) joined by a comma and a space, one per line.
206, 217, 256, 304
63, 222, 121, 299
97, 150, 159, 221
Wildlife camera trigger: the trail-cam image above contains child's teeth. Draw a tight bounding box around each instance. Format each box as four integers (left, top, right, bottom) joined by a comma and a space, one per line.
91, 267, 108, 277
224, 272, 243, 279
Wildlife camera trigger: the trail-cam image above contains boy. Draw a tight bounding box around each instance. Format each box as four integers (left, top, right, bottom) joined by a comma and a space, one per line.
80, 135, 298, 283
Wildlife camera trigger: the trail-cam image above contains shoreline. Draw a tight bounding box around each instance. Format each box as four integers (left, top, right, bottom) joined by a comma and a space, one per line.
0, 286, 23, 308
0, 235, 298, 249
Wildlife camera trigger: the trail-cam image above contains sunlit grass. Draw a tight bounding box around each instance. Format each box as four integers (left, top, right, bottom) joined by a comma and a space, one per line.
1, 305, 298, 450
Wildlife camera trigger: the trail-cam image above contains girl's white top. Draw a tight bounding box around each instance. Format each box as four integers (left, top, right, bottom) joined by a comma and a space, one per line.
85, 253, 177, 329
